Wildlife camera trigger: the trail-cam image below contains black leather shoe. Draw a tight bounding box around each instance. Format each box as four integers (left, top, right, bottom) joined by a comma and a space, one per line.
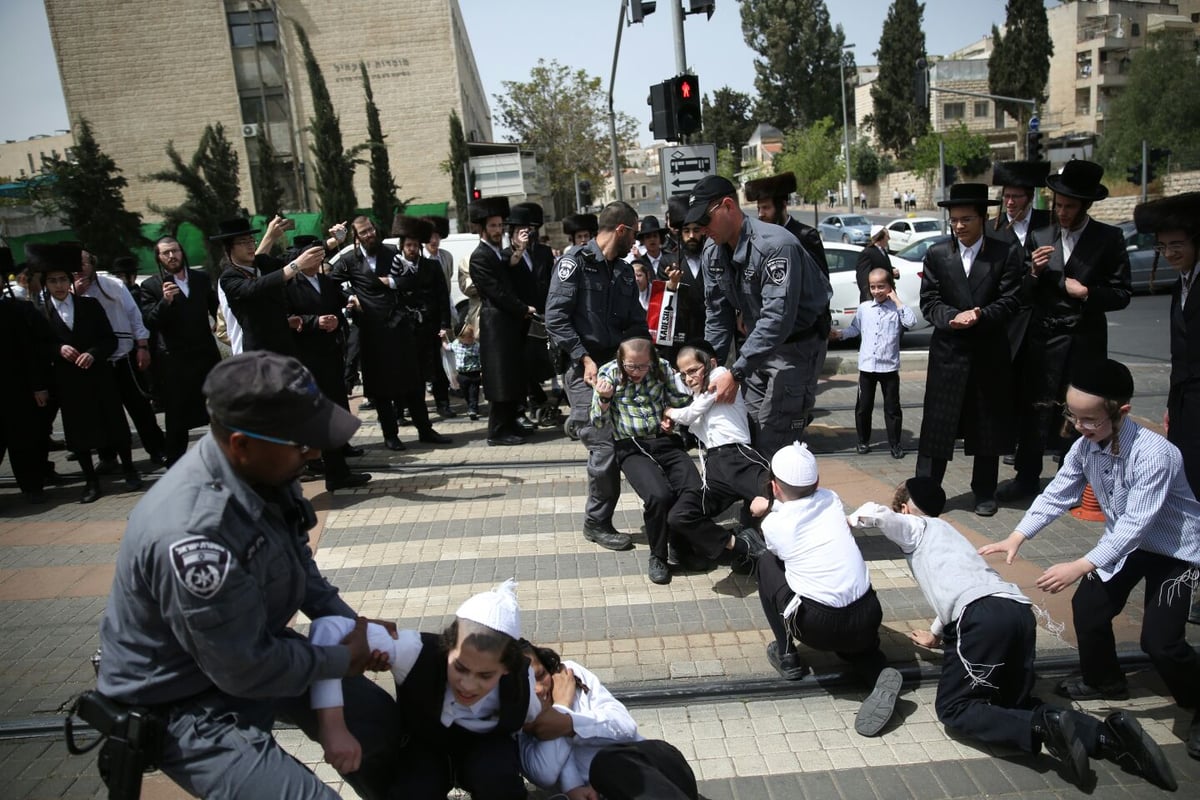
80, 482, 102, 504
668, 544, 711, 572
734, 526, 768, 560
469, 412, 479, 421
123, 471, 143, 491
326, 473, 372, 491
1188, 709, 1200, 760
487, 434, 526, 446
856, 443, 871, 455
1002, 453, 1016, 466
996, 478, 1039, 502
1055, 675, 1129, 701
890, 444, 904, 459
358, 399, 375, 411
1101, 711, 1177, 790
516, 415, 537, 433
974, 499, 998, 517
95, 458, 119, 475
583, 521, 633, 551
648, 555, 671, 585
1035, 708, 1091, 787
418, 429, 452, 445
397, 414, 412, 427
149, 452, 169, 467
342, 444, 365, 458
766, 641, 808, 681
437, 404, 458, 419
383, 436, 406, 451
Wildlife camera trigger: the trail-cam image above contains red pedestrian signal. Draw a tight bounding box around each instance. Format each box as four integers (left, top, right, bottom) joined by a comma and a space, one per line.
671, 74, 701, 136
471, 188, 482, 201
679, 80, 692, 100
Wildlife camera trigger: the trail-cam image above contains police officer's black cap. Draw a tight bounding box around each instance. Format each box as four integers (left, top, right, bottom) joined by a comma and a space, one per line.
562, 213, 598, 236
506, 202, 544, 227
1069, 358, 1134, 403
209, 218, 261, 241
392, 215, 434, 244
1134, 192, 1200, 236
991, 161, 1051, 189
683, 176, 738, 225
666, 196, 690, 230
744, 172, 797, 202
110, 255, 140, 275
469, 197, 510, 224
424, 215, 451, 239
26, 242, 82, 276
204, 351, 360, 450
936, 183, 1000, 208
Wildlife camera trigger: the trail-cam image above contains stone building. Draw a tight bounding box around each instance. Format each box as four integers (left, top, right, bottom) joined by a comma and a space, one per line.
43, 0, 492, 222
0, 133, 75, 183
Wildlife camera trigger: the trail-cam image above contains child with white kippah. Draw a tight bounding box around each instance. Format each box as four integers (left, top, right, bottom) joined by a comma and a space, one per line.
308, 579, 544, 799
756, 441, 902, 737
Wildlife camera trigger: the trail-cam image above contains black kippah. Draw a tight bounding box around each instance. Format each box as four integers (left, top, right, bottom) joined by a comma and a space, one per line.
1069, 358, 1134, 403
905, 477, 946, 517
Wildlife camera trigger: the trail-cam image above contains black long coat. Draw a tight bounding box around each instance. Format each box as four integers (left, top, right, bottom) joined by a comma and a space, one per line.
45, 294, 131, 452
283, 272, 350, 408
918, 234, 1023, 460
1168, 273, 1200, 498
394, 254, 451, 382
218, 257, 297, 356
327, 245, 420, 400
988, 208, 1053, 357
855, 245, 892, 302
140, 269, 221, 430
510, 245, 556, 383
470, 242, 537, 402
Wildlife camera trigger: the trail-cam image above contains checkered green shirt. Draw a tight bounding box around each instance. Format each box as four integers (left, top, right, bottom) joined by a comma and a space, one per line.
590, 357, 692, 440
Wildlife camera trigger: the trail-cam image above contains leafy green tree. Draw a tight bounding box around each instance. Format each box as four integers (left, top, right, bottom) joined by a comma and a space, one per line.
295, 24, 361, 229
493, 59, 639, 218
254, 135, 287, 218
988, 0, 1053, 149
740, 0, 853, 131
905, 124, 992, 179
1097, 32, 1200, 172
36, 117, 144, 266
701, 87, 756, 157
146, 122, 243, 270
869, 0, 928, 157
850, 138, 882, 186
774, 117, 843, 221
716, 147, 740, 181
440, 109, 471, 231
361, 62, 400, 227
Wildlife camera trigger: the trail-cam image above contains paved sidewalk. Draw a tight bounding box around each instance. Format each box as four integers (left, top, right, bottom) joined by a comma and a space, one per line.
0, 356, 1191, 798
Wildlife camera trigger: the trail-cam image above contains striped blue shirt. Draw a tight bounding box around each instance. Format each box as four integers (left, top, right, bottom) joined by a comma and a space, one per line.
839, 298, 917, 374
1016, 419, 1200, 577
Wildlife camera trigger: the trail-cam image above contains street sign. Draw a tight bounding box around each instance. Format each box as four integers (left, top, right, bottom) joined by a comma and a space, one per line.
1029, 116, 1039, 132
659, 143, 718, 200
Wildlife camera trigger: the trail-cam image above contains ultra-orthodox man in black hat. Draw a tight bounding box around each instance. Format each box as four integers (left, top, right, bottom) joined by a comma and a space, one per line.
915, 184, 1023, 517
1135, 191, 1200, 499
988, 160, 1053, 253
504, 202, 556, 431
996, 160, 1132, 503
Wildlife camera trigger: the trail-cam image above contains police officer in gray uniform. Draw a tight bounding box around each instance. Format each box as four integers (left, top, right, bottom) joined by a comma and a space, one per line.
545, 201, 647, 551
685, 176, 831, 458
96, 351, 402, 799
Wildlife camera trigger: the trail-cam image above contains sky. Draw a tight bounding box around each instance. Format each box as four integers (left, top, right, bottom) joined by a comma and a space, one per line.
0, 0, 1040, 144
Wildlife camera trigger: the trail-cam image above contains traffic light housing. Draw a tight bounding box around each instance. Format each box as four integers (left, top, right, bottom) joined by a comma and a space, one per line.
578, 180, 593, 208
671, 74, 702, 136
913, 58, 928, 110
943, 164, 958, 188
1026, 130, 1043, 162
629, 1, 656, 24
686, 1, 716, 19
1146, 147, 1171, 182
1126, 164, 1142, 185
649, 81, 676, 141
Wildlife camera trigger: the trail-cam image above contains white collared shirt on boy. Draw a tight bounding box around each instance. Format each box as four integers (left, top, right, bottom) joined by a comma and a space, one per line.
665, 366, 752, 448
839, 299, 916, 374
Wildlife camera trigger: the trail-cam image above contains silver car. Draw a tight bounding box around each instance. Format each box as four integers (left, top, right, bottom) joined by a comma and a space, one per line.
817, 214, 873, 245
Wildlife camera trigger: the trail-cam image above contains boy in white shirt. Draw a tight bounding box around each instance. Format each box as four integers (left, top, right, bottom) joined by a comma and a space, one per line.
756, 441, 902, 736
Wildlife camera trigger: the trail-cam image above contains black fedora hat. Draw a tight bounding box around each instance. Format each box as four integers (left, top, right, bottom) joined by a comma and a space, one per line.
562, 213, 598, 237
468, 197, 510, 224
209, 218, 261, 241
1046, 160, 1109, 202
991, 161, 1051, 189
392, 215, 434, 244
506, 202, 545, 227
424, 215, 450, 239
744, 172, 798, 202
666, 196, 690, 229
110, 255, 140, 275
636, 215, 667, 240
936, 183, 1000, 208
26, 242, 83, 276
1134, 192, 1200, 236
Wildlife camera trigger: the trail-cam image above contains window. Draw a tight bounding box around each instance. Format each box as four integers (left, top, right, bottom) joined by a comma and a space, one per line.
974, 101, 989, 118
824, 250, 853, 273
943, 102, 965, 121
889, 222, 907, 232
228, 8, 278, 48
630, 186, 636, 200
641, 185, 647, 199
1131, 22, 1140, 37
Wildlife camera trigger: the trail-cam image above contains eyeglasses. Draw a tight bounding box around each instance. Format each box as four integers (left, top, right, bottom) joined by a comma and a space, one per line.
228, 425, 311, 454
680, 364, 707, 378
622, 362, 652, 373
696, 198, 726, 227
231, 236, 257, 248
1153, 242, 1189, 256
949, 216, 979, 227
1062, 409, 1109, 431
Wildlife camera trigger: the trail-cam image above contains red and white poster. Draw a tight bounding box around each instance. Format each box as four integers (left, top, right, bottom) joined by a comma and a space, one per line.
646, 280, 677, 347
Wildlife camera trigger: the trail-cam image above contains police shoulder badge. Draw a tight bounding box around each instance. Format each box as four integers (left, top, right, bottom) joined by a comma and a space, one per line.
169, 536, 232, 599
766, 257, 788, 286
556, 257, 578, 282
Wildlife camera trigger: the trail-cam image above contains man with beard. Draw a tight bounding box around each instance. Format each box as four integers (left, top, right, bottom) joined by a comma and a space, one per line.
997, 161, 1132, 502
140, 237, 222, 465
469, 197, 536, 446
662, 196, 707, 352
685, 176, 830, 458
546, 201, 647, 550
505, 202, 555, 433
388, 216, 452, 445
326, 217, 422, 452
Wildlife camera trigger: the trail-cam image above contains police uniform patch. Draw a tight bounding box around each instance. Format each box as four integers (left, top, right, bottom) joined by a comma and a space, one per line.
557, 257, 578, 282
767, 257, 788, 286
169, 537, 231, 599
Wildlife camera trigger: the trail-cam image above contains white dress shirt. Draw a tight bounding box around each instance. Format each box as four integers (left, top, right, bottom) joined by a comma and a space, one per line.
958, 237, 983, 277
840, 298, 917, 374
217, 284, 243, 355
1061, 217, 1090, 263
82, 273, 148, 360
762, 488, 872, 616
171, 268, 191, 297
51, 293, 75, 330
1006, 212, 1030, 245
665, 366, 753, 449
685, 254, 702, 281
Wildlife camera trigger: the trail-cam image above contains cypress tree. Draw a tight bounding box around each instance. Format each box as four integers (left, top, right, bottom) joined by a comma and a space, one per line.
361, 61, 399, 227
295, 24, 358, 228
870, 0, 928, 158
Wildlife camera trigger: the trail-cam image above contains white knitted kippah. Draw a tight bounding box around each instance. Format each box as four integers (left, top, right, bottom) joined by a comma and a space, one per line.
455, 578, 521, 639
771, 440, 818, 487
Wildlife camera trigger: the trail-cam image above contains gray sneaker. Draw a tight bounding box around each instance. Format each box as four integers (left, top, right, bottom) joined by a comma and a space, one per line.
855, 667, 903, 736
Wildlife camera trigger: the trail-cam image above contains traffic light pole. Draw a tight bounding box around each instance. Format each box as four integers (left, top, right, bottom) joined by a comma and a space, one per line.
670, 0, 687, 74
1141, 139, 1149, 205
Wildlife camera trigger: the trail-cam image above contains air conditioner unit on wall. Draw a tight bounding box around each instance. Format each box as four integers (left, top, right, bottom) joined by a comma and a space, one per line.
242, 123, 259, 138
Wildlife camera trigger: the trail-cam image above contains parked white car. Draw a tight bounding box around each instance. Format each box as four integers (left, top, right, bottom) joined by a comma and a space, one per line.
821, 242, 926, 334
884, 217, 943, 252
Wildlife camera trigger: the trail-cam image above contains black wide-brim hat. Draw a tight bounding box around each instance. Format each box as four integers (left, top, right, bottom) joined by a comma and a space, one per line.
991, 161, 1051, 189
469, 197, 510, 224
744, 172, 798, 202
506, 202, 545, 227
562, 213, 599, 236
1134, 192, 1200, 236
392, 215, 434, 244
26, 242, 83, 276
666, 196, 690, 229
424, 215, 450, 239
937, 183, 1000, 208
1046, 160, 1109, 202
110, 255, 140, 274
636, 215, 666, 239
210, 218, 261, 241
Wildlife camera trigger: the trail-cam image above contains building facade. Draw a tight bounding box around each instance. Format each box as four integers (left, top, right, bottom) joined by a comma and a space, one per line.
43, 0, 492, 222
0, 133, 76, 183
